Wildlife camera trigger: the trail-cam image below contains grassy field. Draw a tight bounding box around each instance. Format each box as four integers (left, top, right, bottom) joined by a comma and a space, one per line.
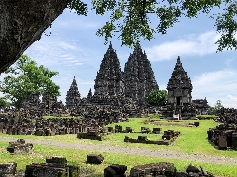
0, 116, 236, 176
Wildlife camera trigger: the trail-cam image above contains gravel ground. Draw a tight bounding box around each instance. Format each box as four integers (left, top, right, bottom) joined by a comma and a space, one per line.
1, 136, 237, 166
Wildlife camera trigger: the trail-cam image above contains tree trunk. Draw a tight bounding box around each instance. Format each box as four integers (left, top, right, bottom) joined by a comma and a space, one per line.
0, 0, 70, 73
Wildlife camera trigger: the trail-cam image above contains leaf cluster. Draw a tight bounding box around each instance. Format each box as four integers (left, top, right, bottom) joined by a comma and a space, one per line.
67, 0, 237, 51
145, 89, 168, 106
0, 97, 10, 108
0, 54, 60, 109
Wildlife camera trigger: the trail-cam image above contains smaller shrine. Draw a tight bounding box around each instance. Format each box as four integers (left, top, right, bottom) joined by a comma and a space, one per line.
161, 56, 196, 119
192, 97, 210, 114
65, 76, 81, 109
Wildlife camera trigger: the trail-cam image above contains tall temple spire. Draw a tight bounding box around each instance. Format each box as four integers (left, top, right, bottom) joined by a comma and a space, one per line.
93, 42, 124, 104
124, 43, 159, 104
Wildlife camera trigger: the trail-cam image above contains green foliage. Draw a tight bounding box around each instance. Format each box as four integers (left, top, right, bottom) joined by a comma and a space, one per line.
0, 97, 10, 108
0, 54, 60, 109
145, 89, 168, 106
209, 106, 217, 115
214, 99, 224, 111
67, 0, 237, 51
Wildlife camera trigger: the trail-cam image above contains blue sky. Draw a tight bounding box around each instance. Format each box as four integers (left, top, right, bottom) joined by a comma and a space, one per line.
2, 5, 237, 108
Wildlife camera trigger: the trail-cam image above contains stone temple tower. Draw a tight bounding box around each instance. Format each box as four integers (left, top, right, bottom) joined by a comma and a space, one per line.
65, 76, 81, 109
92, 42, 125, 105
167, 56, 192, 105
162, 56, 196, 119
124, 42, 159, 104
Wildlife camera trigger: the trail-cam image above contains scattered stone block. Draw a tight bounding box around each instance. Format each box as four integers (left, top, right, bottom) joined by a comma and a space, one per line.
130, 162, 176, 177
7, 139, 34, 154
152, 127, 162, 134
25, 156, 79, 177
87, 154, 104, 164
185, 163, 200, 173
104, 164, 127, 177
141, 127, 151, 133
0, 162, 17, 176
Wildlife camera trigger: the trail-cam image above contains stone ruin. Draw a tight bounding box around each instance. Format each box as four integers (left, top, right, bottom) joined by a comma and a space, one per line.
15, 43, 210, 120
160, 56, 196, 120
80, 42, 150, 118
91, 41, 125, 106
21, 93, 41, 110
124, 42, 159, 105
0, 162, 18, 177
25, 156, 80, 177
207, 107, 237, 150
192, 97, 210, 115
86, 154, 104, 164
65, 76, 81, 109
7, 139, 34, 154
0, 107, 130, 139
127, 162, 215, 177
124, 129, 180, 145
0, 153, 220, 177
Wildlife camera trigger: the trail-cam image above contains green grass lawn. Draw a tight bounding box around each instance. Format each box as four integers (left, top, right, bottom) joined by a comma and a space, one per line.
0, 141, 236, 177
0, 116, 236, 176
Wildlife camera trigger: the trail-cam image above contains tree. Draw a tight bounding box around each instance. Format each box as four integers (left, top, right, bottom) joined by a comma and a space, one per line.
214, 100, 224, 111
0, 97, 10, 108
209, 106, 217, 115
0, 54, 60, 109
146, 89, 168, 106
1, 0, 237, 73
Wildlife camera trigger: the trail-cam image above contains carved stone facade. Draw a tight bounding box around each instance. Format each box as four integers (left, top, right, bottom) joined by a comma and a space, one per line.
42, 91, 57, 110
192, 97, 210, 114
124, 42, 159, 104
65, 76, 81, 109
161, 56, 196, 119
21, 93, 40, 109
91, 42, 125, 106
167, 56, 192, 105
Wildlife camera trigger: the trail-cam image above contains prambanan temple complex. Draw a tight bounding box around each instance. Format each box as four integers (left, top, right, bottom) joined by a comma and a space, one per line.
21, 42, 210, 119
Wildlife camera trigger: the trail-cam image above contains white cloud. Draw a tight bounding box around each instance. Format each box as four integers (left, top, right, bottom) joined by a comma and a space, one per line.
192, 69, 237, 108
56, 9, 100, 30
145, 31, 221, 61
25, 36, 85, 68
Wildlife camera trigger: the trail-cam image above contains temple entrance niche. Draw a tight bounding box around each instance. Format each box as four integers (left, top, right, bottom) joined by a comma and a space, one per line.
176, 97, 181, 105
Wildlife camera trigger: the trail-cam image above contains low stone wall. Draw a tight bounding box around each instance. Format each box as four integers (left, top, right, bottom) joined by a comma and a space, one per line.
124, 130, 180, 145
128, 162, 215, 177
7, 139, 34, 154
25, 156, 79, 177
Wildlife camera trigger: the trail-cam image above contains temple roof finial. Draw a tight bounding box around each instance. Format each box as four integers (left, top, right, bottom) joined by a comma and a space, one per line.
177, 56, 180, 63
109, 41, 112, 48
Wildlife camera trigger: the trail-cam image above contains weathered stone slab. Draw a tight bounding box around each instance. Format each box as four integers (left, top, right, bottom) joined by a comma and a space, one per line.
104, 164, 127, 177
0, 162, 17, 176
7, 139, 34, 154
130, 162, 176, 177
86, 154, 104, 164
25, 156, 79, 177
